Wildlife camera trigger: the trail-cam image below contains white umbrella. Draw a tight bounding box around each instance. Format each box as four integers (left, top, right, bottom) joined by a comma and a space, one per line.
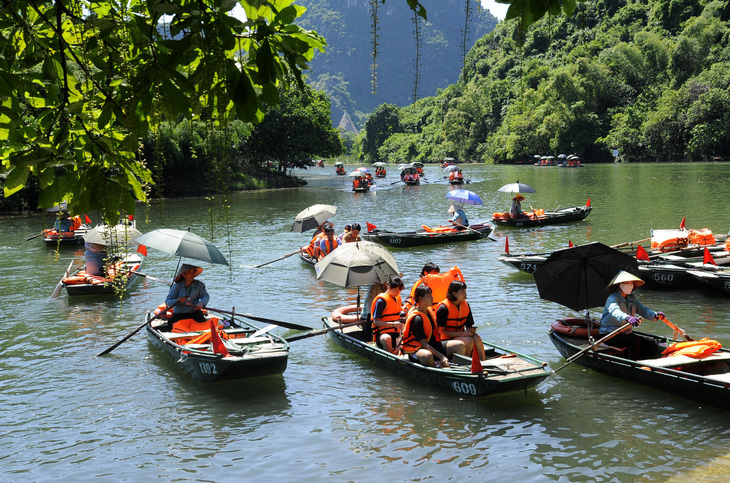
83, 224, 143, 246
497, 180, 537, 194
444, 165, 460, 173
291, 204, 337, 232
315, 241, 399, 287
134, 228, 229, 266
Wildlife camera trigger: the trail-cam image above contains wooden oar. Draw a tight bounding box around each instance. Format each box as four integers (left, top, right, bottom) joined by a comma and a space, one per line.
610, 237, 651, 249
451, 222, 497, 242
130, 271, 172, 286
26, 232, 45, 241
658, 314, 693, 341
390, 180, 403, 185
553, 322, 632, 373
252, 249, 301, 268
528, 204, 544, 227
50, 260, 75, 299
285, 320, 363, 342
205, 307, 313, 331
97, 300, 181, 356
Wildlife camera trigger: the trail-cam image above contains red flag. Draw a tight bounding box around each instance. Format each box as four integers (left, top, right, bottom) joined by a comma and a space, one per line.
505, 236, 510, 254
586, 199, 591, 207
128, 214, 134, 221
137, 244, 147, 256
704, 247, 717, 266
636, 245, 651, 261
470, 344, 483, 374
679, 217, 686, 230
568, 240, 574, 247
366, 222, 377, 232
210, 319, 230, 356
84, 214, 91, 224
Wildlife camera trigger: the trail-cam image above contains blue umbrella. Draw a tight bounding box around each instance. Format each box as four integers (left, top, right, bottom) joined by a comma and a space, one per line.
446, 189, 483, 206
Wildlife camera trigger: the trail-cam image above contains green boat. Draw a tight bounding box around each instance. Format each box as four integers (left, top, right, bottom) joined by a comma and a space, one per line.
323, 307, 550, 397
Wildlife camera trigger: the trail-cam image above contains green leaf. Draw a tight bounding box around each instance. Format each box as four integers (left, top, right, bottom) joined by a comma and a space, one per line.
3, 166, 30, 197
234, 71, 258, 121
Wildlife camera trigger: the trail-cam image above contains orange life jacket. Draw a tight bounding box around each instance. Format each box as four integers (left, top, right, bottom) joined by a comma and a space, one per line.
320, 237, 338, 256
661, 338, 722, 359
403, 266, 464, 312
306, 232, 326, 257
401, 307, 438, 354
371, 292, 402, 340
437, 299, 471, 340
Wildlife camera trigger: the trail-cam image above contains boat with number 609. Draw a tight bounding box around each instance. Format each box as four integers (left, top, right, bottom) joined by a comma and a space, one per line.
323, 306, 550, 397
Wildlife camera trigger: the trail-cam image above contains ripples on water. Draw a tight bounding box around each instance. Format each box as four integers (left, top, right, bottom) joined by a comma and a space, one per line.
3, 164, 730, 480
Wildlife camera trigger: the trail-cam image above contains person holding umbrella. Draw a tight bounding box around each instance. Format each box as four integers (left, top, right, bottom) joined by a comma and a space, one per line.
164, 264, 210, 330
601, 271, 664, 358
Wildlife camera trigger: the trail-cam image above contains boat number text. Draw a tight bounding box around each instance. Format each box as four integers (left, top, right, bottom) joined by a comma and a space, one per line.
389, 238, 401, 245
199, 362, 218, 375
653, 273, 675, 283
452, 381, 478, 396
520, 263, 538, 273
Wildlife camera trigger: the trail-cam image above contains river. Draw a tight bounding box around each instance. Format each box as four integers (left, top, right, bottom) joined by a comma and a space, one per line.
2, 162, 730, 481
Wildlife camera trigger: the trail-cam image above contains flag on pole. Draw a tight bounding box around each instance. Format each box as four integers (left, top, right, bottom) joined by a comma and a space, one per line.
470, 344, 483, 374
210, 319, 230, 356
366, 222, 377, 232
636, 245, 651, 261
137, 244, 147, 256
679, 217, 686, 230
568, 240, 574, 247
703, 247, 717, 266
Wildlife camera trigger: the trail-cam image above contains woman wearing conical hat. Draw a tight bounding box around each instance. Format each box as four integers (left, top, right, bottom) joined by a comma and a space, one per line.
164, 263, 210, 330
509, 194, 526, 219
600, 271, 664, 358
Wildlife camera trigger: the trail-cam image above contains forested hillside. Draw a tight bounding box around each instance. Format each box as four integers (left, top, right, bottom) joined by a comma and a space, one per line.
362, 0, 730, 163
296, 0, 498, 128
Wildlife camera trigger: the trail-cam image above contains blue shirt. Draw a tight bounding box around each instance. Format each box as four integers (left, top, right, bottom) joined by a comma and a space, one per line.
600, 290, 656, 334
165, 279, 210, 314
450, 210, 468, 226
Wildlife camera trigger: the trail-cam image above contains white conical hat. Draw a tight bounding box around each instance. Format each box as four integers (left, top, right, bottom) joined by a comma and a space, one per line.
606, 270, 644, 291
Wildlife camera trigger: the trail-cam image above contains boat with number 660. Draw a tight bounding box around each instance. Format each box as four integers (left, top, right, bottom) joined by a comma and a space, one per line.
323, 306, 550, 397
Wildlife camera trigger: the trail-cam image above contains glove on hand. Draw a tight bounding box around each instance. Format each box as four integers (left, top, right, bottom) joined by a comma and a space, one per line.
627, 316, 640, 327
655, 311, 665, 320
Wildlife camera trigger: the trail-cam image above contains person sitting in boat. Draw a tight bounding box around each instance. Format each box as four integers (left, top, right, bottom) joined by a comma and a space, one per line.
317, 225, 339, 260
510, 195, 527, 219
341, 223, 362, 243
164, 264, 210, 331
404, 263, 465, 312
371, 276, 405, 354
601, 271, 664, 359
54, 211, 74, 232
339, 224, 352, 241
435, 281, 486, 361
84, 242, 107, 276
447, 204, 468, 230
402, 286, 465, 367
301, 222, 331, 258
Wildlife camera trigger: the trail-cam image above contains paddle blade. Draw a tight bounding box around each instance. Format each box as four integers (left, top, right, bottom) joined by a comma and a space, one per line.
504, 236, 510, 255
366, 222, 377, 232
210, 319, 230, 357
137, 244, 147, 256
636, 245, 651, 261
680, 216, 686, 230
703, 247, 717, 266
470, 345, 483, 374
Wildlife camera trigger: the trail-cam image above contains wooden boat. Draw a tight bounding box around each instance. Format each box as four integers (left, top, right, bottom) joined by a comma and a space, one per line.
362, 221, 494, 247
146, 308, 289, 383
353, 185, 370, 193
492, 205, 592, 227
449, 178, 465, 185
62, 253, 144, 296
300, 251, 316, 265
498, 253, 548, 274
688, 270, 730, 294
549, 318, 730, 410
324, 308, 550, 397
42, 224, 89, 246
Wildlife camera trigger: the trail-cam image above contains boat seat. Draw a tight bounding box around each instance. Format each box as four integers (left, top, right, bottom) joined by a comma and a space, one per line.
636, 351, 730, 368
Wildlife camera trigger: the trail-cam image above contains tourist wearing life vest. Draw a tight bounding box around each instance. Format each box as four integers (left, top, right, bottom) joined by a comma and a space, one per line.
300, 221, 332, 258
601, 271, 664, 359
317, 225, 339, 260
435, 281, 486, 360
402, 286, 466, 367
403, 262, 464, 312
371, 277, 405, 354
164, 264, 210, 331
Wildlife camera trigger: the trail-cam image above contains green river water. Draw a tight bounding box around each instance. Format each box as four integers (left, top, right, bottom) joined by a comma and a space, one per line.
2, 162, 730, 481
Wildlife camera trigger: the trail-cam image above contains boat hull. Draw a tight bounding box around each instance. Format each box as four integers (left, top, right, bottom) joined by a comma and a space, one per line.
492, 206, 592, 227
64, 253, 144, 296
146, 315, 289, 383
549, 324, 730, 410
325, 316, 549, 397
362, 222, 494, 247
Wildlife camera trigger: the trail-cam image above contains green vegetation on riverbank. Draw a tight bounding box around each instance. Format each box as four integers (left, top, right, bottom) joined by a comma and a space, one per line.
358, 0, 730, 164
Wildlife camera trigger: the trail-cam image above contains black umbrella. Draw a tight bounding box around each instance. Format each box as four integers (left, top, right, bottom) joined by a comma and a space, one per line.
533, 242, 640, 312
